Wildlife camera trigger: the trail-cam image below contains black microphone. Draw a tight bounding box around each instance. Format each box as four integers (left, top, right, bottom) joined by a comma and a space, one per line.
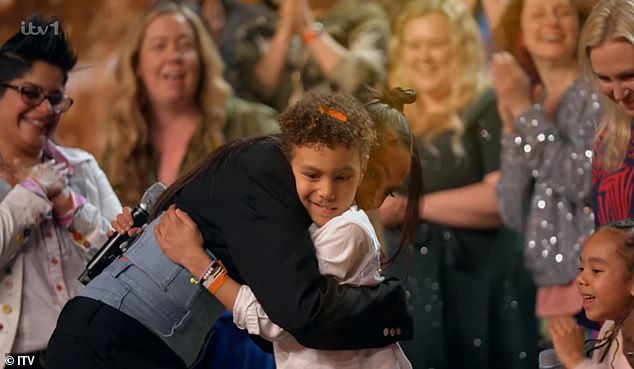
78, 182, 166, 285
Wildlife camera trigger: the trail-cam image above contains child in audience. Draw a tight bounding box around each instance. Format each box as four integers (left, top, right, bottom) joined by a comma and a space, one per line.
550, 219, 634, 369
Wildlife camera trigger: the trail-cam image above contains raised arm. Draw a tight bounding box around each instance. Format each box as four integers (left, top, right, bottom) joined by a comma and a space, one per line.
491, 53, 597, 203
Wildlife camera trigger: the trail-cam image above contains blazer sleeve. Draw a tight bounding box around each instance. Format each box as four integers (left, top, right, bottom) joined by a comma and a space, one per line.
215, 140, 413, 350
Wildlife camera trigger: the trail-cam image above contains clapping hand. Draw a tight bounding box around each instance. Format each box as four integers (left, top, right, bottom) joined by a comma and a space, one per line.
548, 316, 586, 369
278, 0, 311, 35
19, 159, 69, 198
490, 52, 533, 130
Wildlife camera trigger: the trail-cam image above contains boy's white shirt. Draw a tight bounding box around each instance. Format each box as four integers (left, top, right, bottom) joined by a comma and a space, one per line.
233, 205, 412, 369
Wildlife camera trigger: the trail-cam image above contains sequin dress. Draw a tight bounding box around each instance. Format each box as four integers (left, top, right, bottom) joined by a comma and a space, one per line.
384, 89, 537, 369
497, 78, 598, 288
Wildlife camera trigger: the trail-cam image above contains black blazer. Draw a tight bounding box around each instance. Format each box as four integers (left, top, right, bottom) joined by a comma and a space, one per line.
171, 136, 412, 349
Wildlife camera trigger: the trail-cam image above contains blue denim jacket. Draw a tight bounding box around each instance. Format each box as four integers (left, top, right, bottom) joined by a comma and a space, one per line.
79, 216, 225, 367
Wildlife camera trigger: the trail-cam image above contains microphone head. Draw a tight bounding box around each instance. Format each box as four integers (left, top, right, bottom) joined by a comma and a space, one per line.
138, 182, 166, 213
539, 348, 564, 369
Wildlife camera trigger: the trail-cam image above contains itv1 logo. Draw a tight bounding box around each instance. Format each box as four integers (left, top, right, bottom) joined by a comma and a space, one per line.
20, 20, 60, 36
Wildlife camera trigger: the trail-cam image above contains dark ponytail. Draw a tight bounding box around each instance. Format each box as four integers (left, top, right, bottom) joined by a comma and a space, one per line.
364, 86, 423, 267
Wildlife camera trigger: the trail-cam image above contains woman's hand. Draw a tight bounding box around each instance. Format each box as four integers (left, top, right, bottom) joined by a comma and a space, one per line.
548, 316, 586, 369
109, 207, 143, 238
19, 159, 69, 198
490, 52, 533, 119
278, 0, 302, 35
155, 205, 210, 277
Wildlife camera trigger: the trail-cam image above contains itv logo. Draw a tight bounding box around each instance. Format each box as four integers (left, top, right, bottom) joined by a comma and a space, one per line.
20, 20, 59, 36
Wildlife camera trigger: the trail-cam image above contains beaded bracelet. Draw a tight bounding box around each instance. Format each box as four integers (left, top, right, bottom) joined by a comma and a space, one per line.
189, 259, 229, 294
202, 260, 228, 294
189, 259, 217, 285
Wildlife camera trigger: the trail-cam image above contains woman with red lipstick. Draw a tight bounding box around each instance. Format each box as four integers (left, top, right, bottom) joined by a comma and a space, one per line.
0, 15, 121, 367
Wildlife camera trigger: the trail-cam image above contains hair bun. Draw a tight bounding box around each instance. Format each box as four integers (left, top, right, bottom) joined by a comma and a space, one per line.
383, 87, 417, 112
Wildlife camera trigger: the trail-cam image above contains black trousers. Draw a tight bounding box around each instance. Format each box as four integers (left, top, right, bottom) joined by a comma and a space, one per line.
46, 297, 186, 369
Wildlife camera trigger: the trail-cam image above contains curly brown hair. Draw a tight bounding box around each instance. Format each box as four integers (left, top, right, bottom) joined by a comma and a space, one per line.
278, 91, 377, 163
103, 1, 230, 206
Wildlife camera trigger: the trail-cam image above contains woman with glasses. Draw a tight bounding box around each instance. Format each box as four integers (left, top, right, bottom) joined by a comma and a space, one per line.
0, 15, 121, 368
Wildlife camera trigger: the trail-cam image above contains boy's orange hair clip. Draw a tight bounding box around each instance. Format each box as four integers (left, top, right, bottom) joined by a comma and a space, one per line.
318, 106, 348, 122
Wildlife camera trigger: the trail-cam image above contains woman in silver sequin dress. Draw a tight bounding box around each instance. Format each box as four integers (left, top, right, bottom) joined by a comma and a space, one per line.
491, 0, 598, 339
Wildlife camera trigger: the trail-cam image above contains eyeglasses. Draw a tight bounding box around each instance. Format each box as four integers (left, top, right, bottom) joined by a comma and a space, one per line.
2, 83, 74, 114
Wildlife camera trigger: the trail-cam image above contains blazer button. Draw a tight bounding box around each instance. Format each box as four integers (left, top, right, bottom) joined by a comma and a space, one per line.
383, 328, 389, 336
2, 304, 12, 314
390, 328, 396, 336
396, 327, 402, 336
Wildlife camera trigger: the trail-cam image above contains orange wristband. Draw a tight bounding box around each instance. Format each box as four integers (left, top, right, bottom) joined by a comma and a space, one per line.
302, 22, 324, 45
208, 271, 230, 294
